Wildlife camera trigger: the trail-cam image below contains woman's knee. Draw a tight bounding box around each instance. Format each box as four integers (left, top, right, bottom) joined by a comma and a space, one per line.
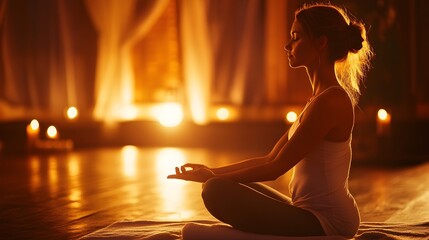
201, 177, 234, 221
202, 177, 230, 203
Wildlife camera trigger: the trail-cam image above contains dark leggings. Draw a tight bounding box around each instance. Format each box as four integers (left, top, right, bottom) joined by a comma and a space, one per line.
202, 177, 326, 236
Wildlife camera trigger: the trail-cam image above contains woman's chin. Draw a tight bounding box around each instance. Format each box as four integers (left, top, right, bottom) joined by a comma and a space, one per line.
288, 59, 300, 68
288, 62, 302, 69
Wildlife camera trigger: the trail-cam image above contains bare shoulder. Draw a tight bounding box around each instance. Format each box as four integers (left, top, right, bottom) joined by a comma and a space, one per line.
306, 88, 350, 113
311, 88, 354, 141
302, 88, 353, 139
318, 88, 353, 113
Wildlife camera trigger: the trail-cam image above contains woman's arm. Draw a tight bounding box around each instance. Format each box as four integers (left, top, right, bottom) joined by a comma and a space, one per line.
167, 130, 290, 182
210, 156, 270, 174
169, 91, 352, 183
210, 129, 290, 174
215, 91, 352, 183
167, 129, 292, 182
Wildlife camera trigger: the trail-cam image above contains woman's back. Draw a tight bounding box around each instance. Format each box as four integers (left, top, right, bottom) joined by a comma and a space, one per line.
288, 87, 360, 237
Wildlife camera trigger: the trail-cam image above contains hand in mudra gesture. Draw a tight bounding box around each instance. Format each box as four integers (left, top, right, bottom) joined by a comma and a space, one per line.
167, 163, 215, 183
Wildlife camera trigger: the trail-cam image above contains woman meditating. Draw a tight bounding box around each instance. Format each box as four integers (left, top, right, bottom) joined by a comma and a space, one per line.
168, 3, 373, 238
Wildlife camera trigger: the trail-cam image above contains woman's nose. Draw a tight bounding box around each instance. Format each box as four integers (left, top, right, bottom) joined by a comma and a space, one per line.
284, 41, 291, 51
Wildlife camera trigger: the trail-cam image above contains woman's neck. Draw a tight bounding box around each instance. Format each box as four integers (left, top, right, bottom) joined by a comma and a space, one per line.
306, 62, 338, 97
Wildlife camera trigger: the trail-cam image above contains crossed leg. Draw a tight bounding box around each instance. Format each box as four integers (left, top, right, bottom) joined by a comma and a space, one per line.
202, 177, 325, 236
243, 182, 293, 204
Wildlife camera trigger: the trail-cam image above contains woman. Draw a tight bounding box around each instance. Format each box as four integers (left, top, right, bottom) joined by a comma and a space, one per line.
168, 3, 373, 238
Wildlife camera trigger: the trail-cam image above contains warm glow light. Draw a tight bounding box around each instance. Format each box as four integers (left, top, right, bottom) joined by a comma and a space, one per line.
27, 119, 40, 144
48, 156, 59, 197
154, 103, 183, 127
121, 105, 139, 120
47, 126, 58, 139
29, 156, 41, 192
216, 107, 230, 121
376, 108, 391, 136
30, 119, 39, 130
286, 111, 298, 123
377, 109, 389, 121
155, 148, 193, 219
68, 189, 82, 209
68, 155, 80, 177
67, 155, 81, 208
67, 107, 78, 120
121, 145, 139, 178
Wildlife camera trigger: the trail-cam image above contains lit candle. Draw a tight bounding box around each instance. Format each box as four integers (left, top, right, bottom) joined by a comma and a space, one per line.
376, 109, 391, 136
216, 107, 230, 121
286, 111, 298, 123
66, 106, 78, 120
26, 119, 40, 144
46, 125, 59, 139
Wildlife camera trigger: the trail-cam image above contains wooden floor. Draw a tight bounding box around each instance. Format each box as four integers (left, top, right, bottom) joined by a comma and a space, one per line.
0, 147, 428, 240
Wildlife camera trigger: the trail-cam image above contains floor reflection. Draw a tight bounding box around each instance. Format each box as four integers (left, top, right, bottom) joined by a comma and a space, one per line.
155, 148, 192, 220
68, 155, 82, 209
1, 147, 427, 240
121, 145, 139, 179
68, 155, 80, 177
29, 155, 41, 193
48, 156, 59, 198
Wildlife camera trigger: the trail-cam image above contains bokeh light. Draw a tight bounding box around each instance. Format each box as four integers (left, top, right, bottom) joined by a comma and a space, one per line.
46, 126, 58, 139
216, 107, 230, 121
377, 109, 389, 121
286, 111, 297, 123
67, 107, 78, 120
30, 119, 40, 130
154, 103, 183, 127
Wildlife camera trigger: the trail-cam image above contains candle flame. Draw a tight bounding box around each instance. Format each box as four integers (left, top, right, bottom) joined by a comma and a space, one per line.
286, 111, 298, 123
216, 107, 230, 121
47, 126, 58, 139
377, 109, 389, 121
67, 107, 78, 120
30, 119, 39, 130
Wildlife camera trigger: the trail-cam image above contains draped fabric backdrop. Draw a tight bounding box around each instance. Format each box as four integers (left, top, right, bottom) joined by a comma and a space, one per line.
0, 0, 97, 119
208, 0, 266, 106
84, 0, 169, 121
179, 0, 213, 124
0, 0, 303, 123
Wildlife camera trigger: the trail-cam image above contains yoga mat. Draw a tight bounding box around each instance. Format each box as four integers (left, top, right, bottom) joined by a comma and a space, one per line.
80, 220, 429, 240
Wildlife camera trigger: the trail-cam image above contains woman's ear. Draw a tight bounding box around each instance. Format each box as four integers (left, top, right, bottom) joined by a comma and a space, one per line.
318, 35, 328, 51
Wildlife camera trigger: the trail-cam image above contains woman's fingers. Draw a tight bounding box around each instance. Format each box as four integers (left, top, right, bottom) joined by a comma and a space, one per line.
167, 174, 177, 179
168, 164, 207, 180
169, 166, 192, 178
167, 167, 213, 183
182, 163, 204, 170
167, 167, 184, 179
167, 170, 195, 180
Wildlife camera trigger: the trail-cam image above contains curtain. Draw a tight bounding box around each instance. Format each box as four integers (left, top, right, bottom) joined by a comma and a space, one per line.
180, 0, 272, 124
84, 0, 169, 121
0, 0, 303, 122
205, 0, 265, 106
264, 0, 289, 104
0, 0, 97, 119
179, 0, 213, 124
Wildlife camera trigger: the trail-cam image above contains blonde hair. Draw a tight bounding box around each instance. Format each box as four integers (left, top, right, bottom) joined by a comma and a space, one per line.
296, 3, 374, 106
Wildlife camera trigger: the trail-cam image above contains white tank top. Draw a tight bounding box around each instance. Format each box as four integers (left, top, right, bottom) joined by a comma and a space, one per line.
288, 86, 360, 237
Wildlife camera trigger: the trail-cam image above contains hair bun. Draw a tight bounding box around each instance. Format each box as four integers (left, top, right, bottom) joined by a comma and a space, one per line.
347, 23, 364, 53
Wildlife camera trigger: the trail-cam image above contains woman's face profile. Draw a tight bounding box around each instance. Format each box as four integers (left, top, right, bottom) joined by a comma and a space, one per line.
284, 19, 319, 69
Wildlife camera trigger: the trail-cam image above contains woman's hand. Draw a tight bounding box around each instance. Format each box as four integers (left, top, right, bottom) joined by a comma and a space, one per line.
167, 163, 215, 183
